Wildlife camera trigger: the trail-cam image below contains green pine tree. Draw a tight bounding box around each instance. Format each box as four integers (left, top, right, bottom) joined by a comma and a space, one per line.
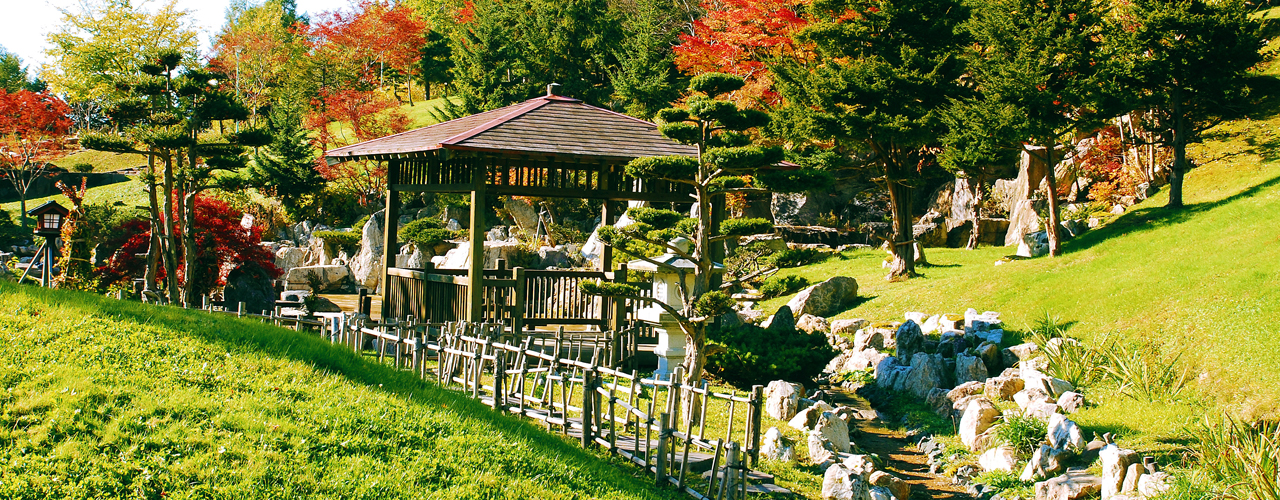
248, 100, 324, 220
771, 0, 970, 279
1113, 0, 1264, 208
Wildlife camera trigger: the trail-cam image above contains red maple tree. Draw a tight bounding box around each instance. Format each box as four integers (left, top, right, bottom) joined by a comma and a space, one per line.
0, 89, 73, 224
308, 0, 427, 91
673, 0, 811, 106
96, 195, 280, 296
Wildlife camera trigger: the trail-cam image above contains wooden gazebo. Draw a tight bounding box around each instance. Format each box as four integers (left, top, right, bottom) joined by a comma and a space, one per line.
325, 85, 704, 330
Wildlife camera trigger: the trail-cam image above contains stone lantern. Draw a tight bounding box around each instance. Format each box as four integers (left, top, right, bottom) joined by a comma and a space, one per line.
627, 237, 723, 380
27, 201, 68, 288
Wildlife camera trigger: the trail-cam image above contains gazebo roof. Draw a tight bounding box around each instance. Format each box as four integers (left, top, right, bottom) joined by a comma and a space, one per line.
325, 90, 699, 162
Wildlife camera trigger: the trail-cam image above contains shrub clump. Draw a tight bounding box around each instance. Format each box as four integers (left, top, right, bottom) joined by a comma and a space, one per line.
759, 275, 808, 298
705, 322, 835, 388
997, 414, 1048, 458
399, 218, 459, 249
765, 248, 827, 268
313, 230, 360, 254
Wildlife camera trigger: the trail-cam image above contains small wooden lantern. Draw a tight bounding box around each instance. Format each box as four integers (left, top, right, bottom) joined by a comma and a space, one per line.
27, 201, 69, 237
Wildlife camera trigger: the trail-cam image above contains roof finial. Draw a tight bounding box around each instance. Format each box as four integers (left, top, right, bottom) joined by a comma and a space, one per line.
547, 83, 561, 96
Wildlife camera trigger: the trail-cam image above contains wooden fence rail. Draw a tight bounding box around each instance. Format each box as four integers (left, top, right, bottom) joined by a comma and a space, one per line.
192, 304, 778, 498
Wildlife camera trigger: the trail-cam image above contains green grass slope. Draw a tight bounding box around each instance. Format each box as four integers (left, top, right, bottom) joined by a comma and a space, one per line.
758, 113, 1280, 442
0, 282, 675, 499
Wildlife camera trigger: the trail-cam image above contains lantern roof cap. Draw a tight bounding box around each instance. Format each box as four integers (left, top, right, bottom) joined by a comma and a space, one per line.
27, 200, 68, 217
626, 253, 724, 273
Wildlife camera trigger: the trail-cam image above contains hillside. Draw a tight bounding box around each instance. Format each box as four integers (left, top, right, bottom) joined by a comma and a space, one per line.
0, 282, 676, 499
757, 109, 1280, 452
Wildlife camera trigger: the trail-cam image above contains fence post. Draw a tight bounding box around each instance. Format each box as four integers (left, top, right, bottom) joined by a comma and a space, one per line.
667, 366, 683, 429
493, 346, 505, 411
655, 412, 670, 487
746, 384, 764, 467
238, 301, 246, 318
581, 364, 594, 448
611, 264, 628, 333
511, 267, 525, 335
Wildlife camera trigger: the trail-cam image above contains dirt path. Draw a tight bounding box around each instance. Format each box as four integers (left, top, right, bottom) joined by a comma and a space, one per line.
827, 388, 971, 499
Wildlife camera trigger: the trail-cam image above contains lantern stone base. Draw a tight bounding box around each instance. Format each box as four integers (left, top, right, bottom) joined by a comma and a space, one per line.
639, 307, 686, 381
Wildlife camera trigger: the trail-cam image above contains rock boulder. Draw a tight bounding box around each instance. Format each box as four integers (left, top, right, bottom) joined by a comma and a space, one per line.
787, 276, 858, 318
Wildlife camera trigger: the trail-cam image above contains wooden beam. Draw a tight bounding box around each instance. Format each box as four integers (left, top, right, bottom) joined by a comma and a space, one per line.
467, 159, 487, 323
389, 183, 474, 193
381, 159, 400, 319
601, 197, 616, 271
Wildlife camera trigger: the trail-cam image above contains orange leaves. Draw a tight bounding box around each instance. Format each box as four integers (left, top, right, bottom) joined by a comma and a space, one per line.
673, 0, 812, 105
308, 0, 428, 83
0, 90, 73, 168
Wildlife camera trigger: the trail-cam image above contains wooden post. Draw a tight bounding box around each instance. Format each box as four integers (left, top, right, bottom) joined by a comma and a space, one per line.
710, 193, 726, 290
580, 364, 594, 448
655, 412, 670, 487
381, 159, 401, 320
667, 366, 682, 428
512, 267, 526, 335
492, 345, 505, 411
748, 384, 764, 467
358, 289, 369, 316
601, 197, 615, 271
467, 159, 487, 322
610, 263, 628, 333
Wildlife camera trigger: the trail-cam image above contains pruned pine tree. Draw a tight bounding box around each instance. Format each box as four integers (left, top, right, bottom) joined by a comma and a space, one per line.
771, 0, 969, 279
1113, 0, 1264, 208
82, 49, 268, 304
963, 0, 1111, 257
581, 72, 826, 403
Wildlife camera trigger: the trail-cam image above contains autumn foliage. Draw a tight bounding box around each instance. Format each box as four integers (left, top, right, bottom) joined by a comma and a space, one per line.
96, 196, 280, 295
674, 0, 810, 105
307, 0, 427, 88
1078, 128, 1146, 204
0, 90, 73, 168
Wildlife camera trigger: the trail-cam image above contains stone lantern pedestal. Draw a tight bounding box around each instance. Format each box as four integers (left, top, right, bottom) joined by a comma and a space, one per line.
627, 237, 723, 381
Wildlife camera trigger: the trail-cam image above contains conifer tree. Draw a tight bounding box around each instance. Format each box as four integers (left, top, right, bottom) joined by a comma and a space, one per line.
771, 0, 969, 279
246, 98, 324, 220
962, 0, 1111, 257
1113, 0, 1263, 208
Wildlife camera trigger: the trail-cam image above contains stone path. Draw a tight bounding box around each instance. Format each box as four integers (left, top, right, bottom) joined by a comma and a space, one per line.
826, 388, 971, 499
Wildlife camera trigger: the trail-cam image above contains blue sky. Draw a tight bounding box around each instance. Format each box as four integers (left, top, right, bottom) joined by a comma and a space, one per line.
0, 0, 353, 70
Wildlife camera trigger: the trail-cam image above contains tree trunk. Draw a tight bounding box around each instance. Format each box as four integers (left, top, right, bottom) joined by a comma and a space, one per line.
679, 326, 706, 429
1043, 144, 1063, 257
145, 152, 160, 290
967, 179, 985, 250
1168, 92, 1187, 209
182, 190, 198, 306
886, 180, 915, 279
162, 152, 178, 301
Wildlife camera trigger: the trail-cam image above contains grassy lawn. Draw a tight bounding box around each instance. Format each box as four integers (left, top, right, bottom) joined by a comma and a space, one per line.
754, 110, 1280, 454
51, 150, 148, 173
0, 281, 681, 499
0, 181, 150, 221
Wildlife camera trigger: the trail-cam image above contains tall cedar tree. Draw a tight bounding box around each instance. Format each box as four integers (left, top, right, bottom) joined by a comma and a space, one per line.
610, 0, 688, 120
1113, 0, 1264, 208
418, 30, 453, 100
963, 0, 1111, 257
582, 73, 823, 415
0, 90, 73, 229
245, 98, 324, 220
447, 0, 677, 116
772, 0, 969, 279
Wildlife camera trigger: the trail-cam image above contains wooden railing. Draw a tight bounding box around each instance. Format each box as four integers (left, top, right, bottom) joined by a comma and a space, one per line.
385, 262, 656, 341
351, 320, 768, 499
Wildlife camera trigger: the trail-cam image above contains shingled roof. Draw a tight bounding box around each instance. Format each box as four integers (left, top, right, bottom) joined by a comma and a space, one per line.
325, 90, 699, 162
